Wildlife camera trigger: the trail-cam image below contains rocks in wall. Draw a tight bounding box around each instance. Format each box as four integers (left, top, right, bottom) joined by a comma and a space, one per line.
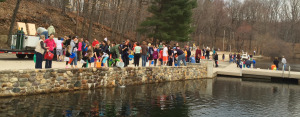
0, 64, 210, 97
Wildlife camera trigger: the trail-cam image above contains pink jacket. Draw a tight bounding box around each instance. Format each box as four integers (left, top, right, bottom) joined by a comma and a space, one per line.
44, 39, 56, 51
78, 42, 82, 51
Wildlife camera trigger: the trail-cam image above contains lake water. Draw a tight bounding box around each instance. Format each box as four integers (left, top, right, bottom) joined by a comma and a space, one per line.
1, 78, 300, 117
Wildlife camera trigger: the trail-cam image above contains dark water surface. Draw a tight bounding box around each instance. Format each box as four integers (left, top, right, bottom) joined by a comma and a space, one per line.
1, 78, 300, 117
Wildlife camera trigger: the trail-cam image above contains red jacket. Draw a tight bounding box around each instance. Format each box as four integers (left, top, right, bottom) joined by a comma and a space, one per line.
92, 40, 99, 47
195, 49, 201, 58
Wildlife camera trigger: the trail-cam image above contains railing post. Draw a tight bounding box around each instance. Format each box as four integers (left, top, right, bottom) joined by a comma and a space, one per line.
289, 66, 291, 78
282, 65, 284, 78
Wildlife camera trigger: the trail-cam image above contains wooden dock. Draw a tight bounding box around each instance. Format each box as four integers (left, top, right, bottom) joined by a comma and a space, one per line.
214, 63, 300, 80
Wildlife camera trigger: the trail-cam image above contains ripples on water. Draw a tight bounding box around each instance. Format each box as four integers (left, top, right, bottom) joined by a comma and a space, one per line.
1, 77, 300, 117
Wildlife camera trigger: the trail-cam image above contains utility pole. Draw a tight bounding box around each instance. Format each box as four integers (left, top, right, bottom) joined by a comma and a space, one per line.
199, 32, 201, 46
232, 32, 235, 51
223, 30, 225, 51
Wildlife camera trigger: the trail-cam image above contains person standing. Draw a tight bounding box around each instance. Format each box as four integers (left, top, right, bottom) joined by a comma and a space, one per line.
132, 42, 137, 64
36, 27, 49, 39
101, 41, 109, 67
153, 47, 159, 66
159, 49, 163, 66
168, 46, 173, 66
148, 43, 154, 67
82, 38, 88, 58
92, 38, 99, 48
56, 37, 63, 62
47, 25, 55, 35
63, 36, 71, 55
236, 53, 241, 68
213, 49, 216, 55
222, 54, 225, 61
163, 44, 168, 65
126, 39, 132, 50
93, 44, 102, 67
134, 43, 142, 67
186, 46, 191, 63
65, 45, 71, 68
141, 41, 148, 67
195, 46, 201, 63
206, 49, 210, 59
121, 41, 130, 67
252, 59, 256, 68
214, 52, 219, 67
35, 35, 48, 69
70, 37, 78, 68
159, 43, 163, 50
85, 39, 90, 46
176, 46, 186, 66
202, 48, 206, 57
77, 38, 83, 61
273, 57, 279, 70
282, 56, 287, 70
44, 34, 56, 68
229, 53, 233, 63
233, 53, 237, 63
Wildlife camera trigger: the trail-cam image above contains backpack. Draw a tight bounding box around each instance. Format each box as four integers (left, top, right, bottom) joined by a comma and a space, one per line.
153, 51, 158, 59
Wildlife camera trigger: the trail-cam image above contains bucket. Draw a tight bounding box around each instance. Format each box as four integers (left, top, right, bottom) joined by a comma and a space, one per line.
129, 55, 134, 61
117, 62, 124, 68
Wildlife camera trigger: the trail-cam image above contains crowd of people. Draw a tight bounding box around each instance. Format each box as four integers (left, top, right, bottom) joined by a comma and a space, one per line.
34, 32, 289, 72
34, 35, 208, 69
272, 56, 287, 70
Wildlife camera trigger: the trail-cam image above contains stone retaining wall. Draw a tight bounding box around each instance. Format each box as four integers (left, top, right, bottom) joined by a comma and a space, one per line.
0, 62, 212, 97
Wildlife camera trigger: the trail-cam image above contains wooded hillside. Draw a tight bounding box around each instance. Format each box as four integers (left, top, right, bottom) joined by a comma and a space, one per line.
1, 0, 300, 58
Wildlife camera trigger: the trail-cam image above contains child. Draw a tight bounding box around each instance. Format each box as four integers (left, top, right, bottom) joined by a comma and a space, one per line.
87, 46, 93, 67
94, 44, 102, 67
222, 54, 225, 61
65, 45, 71, 68
102, 51, 109, 67
82, 51, 93, 68
153, 47, 159, 66
190, 54, 196, 63
252, 59, 256, 68
159, 49, 163, 66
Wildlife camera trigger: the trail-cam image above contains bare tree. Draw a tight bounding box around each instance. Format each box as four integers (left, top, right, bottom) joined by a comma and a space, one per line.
7, 0, 22, 45
87, 0, 97, 41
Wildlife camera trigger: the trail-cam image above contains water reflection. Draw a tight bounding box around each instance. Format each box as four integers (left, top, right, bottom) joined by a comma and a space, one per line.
1, 78, 300, 117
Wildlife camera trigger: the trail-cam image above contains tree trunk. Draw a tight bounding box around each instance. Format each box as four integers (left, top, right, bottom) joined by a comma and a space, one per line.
249, 32, 253, 52
111, 0, 121, 41
81, 0, 89, 37
87, 0, 97, 41
120, 0, 133, 40
75, 0, 80, 34
135, 0, 143, 44
7, 0, 22, 45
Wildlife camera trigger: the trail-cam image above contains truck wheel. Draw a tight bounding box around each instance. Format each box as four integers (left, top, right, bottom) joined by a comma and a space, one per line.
16, 54, 26, 59
27, 54, 34, 59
